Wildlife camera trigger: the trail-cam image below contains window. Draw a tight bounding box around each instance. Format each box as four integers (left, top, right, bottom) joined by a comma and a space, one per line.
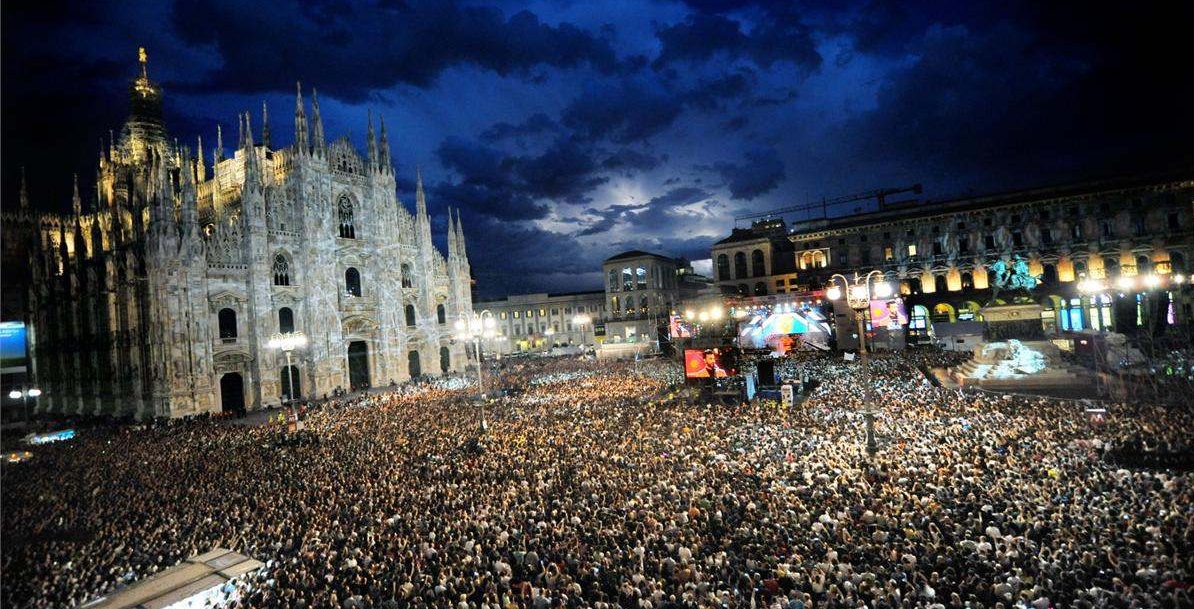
932, 242, 942, 256
401, 263, 413, 288
218, 308, 237, 341
635, 267, 647, 289
734, 252, 748, 278
1168, 212, 1180, 231
906, 229, 914, 237
272, 253, 291, 286
436, 304, 446, 324
405, 304, 416, 327
611, 296, 619, 314
1171, 252, 1186, 272
539, 308, 546, 317
622, 267, 634, 291
775, 279, 785, 287
550, 308, 558, 316
983, 218, 992, 227
345, 267, 362, 297
526, 309, 533, 318
1103, 256, 1119, 277
956, 222, 965, 230
514, 325, 522, 336
751, 249, 765, 277
1012, 232, 1023, 248
716, 254, 730, 281
959, 236, 970, 254
279, 307, 295, 333
961, 272, 974, 290
861, 250, 871, 264
1041, 229, 1053, 246
1041, 264, 1057, 284
1100, 220, 1112, 238
1137, 255, 1151, 274
836, 252, 847, 266
884, 247, 894, 261
737, 284, 748, 295
984, 235, 996, 250
608, 269, 619, 291
338, 195, 356, 239
440, 346, 451, 374
1134, 215, 1146, 236
934, 275, 948, 293
754, 282, 767, 296
500, 311, 507, 320
1071, 223, 1083, 240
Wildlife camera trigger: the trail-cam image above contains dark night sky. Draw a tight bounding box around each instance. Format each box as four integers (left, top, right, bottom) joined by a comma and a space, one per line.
3, 0, 1190, 297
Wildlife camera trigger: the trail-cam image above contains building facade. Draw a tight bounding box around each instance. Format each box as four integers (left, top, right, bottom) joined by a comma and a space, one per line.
602, 250, 708, 344
710, 218, 798, 297
1, 51, 473, 419
709, 174, 1194, 338
473, 291, 605, 355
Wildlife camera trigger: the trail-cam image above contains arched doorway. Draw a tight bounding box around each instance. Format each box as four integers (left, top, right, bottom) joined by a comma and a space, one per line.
347, 341, 370, 391
439, 346, 451, 373
408, 350, 421, 379
931, 302, 956, 323
220, 373, 245, 413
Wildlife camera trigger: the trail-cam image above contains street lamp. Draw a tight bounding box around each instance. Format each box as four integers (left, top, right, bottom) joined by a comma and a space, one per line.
7, 387, 41, 425
267, 332, 308, 423
826, 270, 890, 456
455, 310, 496, 432
572, 314, 592, 347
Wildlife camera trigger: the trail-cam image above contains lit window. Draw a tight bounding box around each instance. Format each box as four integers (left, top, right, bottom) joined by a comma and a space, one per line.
884, 247, 894, 261
513, 311, 520, 319
539, 308, 546, 317
907, 244, 917, 256
500, 312, 507, 320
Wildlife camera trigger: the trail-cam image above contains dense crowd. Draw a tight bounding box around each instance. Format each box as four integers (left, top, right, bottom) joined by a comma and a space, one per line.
2, 351, 1190, 609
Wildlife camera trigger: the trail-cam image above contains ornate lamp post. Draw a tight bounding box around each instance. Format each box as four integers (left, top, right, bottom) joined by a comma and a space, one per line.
455, 310, 496, 432
826, 270, 892, 455
7, 386, 41, 425
267, 332, 307, 422
572, 314, 592, 348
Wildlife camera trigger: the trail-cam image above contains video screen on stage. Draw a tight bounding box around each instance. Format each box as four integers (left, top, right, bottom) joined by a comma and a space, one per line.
669, 315, 694, 338
0, 322, 28, 372
737, 306, 831, 353
869, 298, 908, 330
684, 348, 733, 378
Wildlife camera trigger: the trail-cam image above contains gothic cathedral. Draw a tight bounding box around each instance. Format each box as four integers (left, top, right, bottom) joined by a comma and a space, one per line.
6, 50, 473, 418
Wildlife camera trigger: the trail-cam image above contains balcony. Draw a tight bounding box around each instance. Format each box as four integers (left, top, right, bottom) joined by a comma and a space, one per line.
338, 292, 379, 314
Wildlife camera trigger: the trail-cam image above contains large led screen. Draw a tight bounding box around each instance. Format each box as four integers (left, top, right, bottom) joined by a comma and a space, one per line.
0, 322, 28, 371
737, 306, 831, 352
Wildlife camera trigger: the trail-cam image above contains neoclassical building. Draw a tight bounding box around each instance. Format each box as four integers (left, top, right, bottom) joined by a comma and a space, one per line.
710, 173, 1193, 336
1, 51, 473, 418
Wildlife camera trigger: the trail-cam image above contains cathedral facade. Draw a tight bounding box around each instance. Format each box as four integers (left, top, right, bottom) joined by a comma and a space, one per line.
2, 51, 473, 418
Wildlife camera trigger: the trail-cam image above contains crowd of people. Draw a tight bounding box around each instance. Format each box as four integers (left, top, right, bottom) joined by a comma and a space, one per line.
2, 350, 1190, 608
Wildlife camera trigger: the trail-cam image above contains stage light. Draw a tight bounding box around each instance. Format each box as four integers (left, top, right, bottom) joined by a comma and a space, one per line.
1175, 274, 1186, 284
850, 285, 869, 301
710, 307, 723, 320
685, 309, 695, 319
27, 389, 41, 398
1115, 276, 1135, 291
873, 282, 893, 298
7, 390, 20, 400
826, 286, 842, 300
1143, 274, 1161, 289
698, 311, 709, 322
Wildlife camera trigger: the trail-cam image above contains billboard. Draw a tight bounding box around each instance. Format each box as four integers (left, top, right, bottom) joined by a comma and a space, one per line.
0, 322, 28, 372
869, 298, 908, 330
684, 348, 732, 378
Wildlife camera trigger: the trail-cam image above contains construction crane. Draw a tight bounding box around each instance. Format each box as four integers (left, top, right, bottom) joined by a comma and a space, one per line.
734, 184, 923, 227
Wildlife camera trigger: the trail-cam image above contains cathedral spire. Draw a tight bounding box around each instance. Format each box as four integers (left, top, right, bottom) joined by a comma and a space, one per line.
261, 100, 271, 149
379, 114, 391, 173
366, 109, 378, 171
447, 206, 458, 259
196, 136, 206, 182
415, 166, 428, 220
215, 124, 224, 163
243, 112, 261, 189
311, 88, 326, 156
19, 167, 29, 210
72, 174, 82, 216
237, 113, 245, 150
455, 208, 468, 260
294, 81, 308, 153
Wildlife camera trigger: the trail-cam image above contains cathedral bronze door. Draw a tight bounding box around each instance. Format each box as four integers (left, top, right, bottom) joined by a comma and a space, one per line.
348, 341, 370, 391
220, 373, 245, 413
